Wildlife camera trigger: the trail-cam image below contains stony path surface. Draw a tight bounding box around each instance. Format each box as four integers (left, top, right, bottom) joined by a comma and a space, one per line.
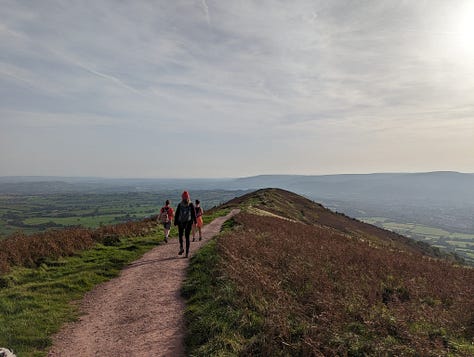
48, 209, 240, 357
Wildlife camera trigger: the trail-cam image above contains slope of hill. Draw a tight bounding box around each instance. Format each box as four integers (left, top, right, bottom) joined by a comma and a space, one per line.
218, 188, 465, 263
183, 188, 474, 356
225, 172, 474, 264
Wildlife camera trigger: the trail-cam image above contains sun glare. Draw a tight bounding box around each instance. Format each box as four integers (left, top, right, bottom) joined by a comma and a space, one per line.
454, 2, 474, 55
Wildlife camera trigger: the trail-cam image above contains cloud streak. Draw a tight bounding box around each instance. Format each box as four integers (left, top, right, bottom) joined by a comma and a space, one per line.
201, 0, 211, 25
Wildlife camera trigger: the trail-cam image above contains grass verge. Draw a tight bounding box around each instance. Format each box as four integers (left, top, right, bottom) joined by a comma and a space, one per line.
0, 226, 173, 357
182, 241, 253, 356
182, 215, 264, 356
202, 208, 231, 225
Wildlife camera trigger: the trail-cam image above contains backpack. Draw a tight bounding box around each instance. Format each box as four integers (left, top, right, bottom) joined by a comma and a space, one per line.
159, 207, 170, 223
179, 203, 192, 223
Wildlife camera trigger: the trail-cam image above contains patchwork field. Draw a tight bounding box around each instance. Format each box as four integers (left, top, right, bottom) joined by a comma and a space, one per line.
0, 190, 247, 238
361, 217, 474, 264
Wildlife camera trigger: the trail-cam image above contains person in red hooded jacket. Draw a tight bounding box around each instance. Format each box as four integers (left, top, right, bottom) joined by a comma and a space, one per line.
174, 191, 197, 258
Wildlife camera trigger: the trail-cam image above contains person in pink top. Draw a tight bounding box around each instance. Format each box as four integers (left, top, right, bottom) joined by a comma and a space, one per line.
192, 199, 204, 241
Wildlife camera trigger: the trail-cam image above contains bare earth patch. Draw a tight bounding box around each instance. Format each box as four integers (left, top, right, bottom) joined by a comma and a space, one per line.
48, 209, 239, 357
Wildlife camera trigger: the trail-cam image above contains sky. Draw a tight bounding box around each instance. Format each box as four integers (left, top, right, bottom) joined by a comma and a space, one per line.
1, 0, 474, 178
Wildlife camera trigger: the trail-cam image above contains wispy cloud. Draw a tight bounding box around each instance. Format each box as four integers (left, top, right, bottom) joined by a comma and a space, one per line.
201, 0, 211, 25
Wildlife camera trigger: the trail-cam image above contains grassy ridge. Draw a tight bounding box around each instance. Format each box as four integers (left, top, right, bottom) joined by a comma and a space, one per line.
183, 190, 474, 356
221, 188, 466, 263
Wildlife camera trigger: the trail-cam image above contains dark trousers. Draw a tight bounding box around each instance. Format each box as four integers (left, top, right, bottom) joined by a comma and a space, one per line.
178, 221, 193, 254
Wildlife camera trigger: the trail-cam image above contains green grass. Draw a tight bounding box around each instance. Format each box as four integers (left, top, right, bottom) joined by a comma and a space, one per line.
182, 211, 259, 357
202, 208, 231, 225
0, 226, 174, 356
182, 239, 251, 357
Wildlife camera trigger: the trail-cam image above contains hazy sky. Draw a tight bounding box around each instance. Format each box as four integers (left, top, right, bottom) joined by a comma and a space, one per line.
1, 0, 474, 178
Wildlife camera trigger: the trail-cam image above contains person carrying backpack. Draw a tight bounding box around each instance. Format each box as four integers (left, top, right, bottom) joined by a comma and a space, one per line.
192, 199, 204, 242
158, 200, 174, 243
174, 191, 197, 258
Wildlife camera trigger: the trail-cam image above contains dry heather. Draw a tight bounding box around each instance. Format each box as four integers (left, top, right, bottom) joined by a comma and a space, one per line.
0, 218, 157, 275
218, 212, 474, 356
221, 188, 464, 262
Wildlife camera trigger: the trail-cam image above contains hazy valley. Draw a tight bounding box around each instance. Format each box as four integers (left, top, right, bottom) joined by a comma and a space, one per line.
1, 172, 473, 263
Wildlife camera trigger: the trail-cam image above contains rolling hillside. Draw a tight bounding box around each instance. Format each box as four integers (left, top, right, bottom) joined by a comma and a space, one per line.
224, 173, 474, 263
183, 188, 474, 356
218, 188, 465, 263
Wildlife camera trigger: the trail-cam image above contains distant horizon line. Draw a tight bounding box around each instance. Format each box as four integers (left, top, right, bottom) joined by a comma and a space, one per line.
1, 170, 473, 181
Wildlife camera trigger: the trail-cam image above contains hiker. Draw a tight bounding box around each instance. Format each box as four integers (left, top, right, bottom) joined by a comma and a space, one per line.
174, 191, 197, 258
158, 200, 174, 243
192, 199, 204, 241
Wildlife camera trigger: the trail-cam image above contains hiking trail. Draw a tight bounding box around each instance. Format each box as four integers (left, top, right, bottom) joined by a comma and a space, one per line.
48, 209, 240, 357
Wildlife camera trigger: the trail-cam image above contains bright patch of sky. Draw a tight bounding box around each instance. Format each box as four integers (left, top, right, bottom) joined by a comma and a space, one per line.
1, 0, 473, 178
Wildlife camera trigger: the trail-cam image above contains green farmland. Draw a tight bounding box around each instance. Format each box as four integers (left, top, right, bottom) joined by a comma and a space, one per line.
0, 190, 246, 238
361, 217, 474, 264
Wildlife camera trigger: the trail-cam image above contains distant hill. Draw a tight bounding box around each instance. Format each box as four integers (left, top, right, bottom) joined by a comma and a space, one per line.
226, 172, 474, 205
0, 177, 234, 194
3, 172, 473, 199
3, 172, 473, 207
184, 188, 474, 356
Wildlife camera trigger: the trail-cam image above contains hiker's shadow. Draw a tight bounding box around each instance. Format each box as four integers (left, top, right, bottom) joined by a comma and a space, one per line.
124, 256, 183, 269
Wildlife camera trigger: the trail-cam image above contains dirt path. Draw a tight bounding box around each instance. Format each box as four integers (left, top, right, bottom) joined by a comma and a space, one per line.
48, 209, 240, 357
